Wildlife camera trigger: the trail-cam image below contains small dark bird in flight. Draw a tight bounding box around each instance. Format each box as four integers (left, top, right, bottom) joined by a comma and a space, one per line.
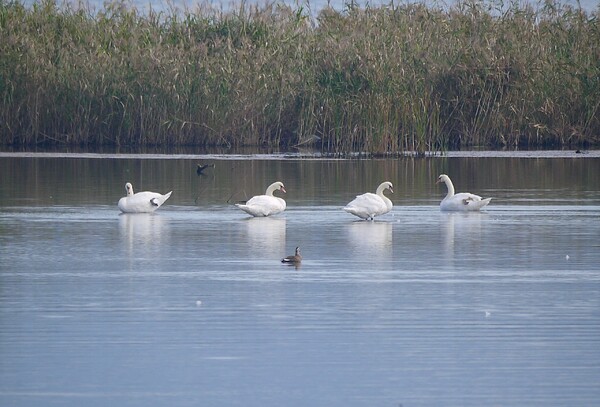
197, 163, 215, 175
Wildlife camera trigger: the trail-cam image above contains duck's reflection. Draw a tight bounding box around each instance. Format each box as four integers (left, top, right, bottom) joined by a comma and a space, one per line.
243, 216, 286, 258
119, 213, 169, 257
346, 221, 393, 258
281, 260, 302, 271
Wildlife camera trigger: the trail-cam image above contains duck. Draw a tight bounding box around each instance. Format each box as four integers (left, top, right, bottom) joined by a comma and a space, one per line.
235, 181, 286, 217
196, 163, 215, 175
281, 247, 302, 264
118, 182, 172, 213
343, 181, 393, 220
436, 174, 491, 211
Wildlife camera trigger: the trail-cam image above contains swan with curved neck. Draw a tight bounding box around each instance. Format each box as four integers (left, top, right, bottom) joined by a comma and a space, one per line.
235, 181, 286, 217
343, 181, 393, 220
436, 174, 491, 211
118, 182, 172, 213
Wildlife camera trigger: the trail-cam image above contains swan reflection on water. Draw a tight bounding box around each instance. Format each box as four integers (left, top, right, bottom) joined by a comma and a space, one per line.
119, 213, 170, 256
243, 216, 286, 258
346, 220, 393, 258
441, 211, 485, 265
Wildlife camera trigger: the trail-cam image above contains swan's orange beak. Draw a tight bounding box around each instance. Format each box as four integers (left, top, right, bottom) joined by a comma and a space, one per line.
389, 187, 394, 193
280, 186, 287, 193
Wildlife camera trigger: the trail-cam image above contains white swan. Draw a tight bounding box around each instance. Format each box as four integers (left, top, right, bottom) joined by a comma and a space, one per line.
235, 181, 286, 217
343, 181, 393, 220
436, 174, 491, 211
118, 182, 172, 213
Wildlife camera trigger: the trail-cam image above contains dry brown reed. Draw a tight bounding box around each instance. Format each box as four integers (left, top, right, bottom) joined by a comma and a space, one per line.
0, 0, 598, 152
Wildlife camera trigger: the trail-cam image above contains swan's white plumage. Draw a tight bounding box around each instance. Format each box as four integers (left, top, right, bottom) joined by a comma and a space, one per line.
118, 182, 172, 213
437, 174, 491, 212
235, 181, 286, 217
343, 181, 393, 220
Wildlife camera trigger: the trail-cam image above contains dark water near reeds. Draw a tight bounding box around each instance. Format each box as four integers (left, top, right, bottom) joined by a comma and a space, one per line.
1, 152, 600, 407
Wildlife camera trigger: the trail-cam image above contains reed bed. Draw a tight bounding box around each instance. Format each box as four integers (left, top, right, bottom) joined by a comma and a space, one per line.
1, 0, 598, 152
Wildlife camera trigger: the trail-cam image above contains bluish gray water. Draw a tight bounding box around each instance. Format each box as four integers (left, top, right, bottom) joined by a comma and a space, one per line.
1, 154, 599, 406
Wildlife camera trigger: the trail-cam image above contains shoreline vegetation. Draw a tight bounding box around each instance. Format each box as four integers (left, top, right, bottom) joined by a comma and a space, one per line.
1, 0, 599, 153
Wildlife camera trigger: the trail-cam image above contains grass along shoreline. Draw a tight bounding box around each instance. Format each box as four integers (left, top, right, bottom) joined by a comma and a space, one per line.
1, 0, 599, 152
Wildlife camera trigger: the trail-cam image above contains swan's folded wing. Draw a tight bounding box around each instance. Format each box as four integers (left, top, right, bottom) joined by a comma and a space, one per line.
444, 192, 491, 211
454, 192, 481, 203
462, 195, 491, 209
119, 192, 157, 213
345, 193, 385, 214
245, 195, 274, 206
239, 195, 286, 216
247, 195, 285, 210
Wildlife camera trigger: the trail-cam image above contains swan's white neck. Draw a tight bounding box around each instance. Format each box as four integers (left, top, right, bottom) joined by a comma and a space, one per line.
376, 183, 393, 210
443, 177, 455, 199
265, 184, 276, 196
381, 195, 393, 210
265, 182, 281, 196
126, 183, 134, 196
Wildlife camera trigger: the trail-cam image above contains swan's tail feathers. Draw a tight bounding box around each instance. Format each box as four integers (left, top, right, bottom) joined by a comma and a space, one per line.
480, 197, 492, 208
235, 204, 265, 217
461, 196, 492, 210
468, 197, 492, 210
235, 203, 251, 214
149, 191, 172, 208
343, 206, 371, 220
343, 206, 357, 216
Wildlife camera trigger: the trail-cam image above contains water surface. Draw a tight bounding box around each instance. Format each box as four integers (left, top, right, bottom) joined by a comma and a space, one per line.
1, 154, 599, 407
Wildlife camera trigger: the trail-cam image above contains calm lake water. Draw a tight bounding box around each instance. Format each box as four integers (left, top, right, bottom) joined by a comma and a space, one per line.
1, 152, 599, 407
